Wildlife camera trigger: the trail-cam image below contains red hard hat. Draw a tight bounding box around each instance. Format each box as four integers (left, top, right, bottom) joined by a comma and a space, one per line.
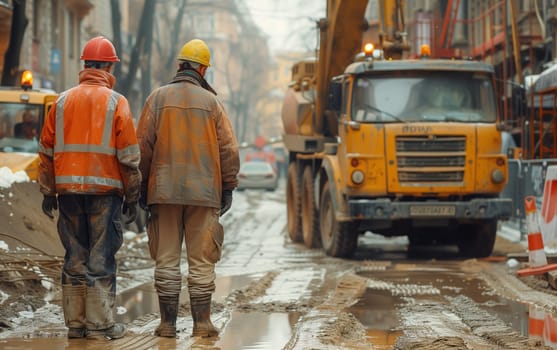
80, 36, 120, 62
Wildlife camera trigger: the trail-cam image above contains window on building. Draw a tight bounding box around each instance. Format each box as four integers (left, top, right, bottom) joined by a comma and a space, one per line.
195, 14, 214, 36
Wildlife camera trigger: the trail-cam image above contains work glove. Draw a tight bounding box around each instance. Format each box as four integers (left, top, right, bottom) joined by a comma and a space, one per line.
42, 195, 58, 219
122, 202, 137, 225
220, 190, 233, 216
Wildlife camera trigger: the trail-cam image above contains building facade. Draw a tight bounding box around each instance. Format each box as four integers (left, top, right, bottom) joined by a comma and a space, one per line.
0, 0, 93, 91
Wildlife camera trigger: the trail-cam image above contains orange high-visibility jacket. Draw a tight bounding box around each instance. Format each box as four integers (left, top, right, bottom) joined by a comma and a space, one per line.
38, 69, 141, 202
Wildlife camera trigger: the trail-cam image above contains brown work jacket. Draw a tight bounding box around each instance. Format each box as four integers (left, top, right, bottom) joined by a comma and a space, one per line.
136, 74, 239, 209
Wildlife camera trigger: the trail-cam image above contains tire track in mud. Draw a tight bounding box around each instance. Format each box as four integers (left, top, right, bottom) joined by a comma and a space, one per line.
479, 263, 557, 313
284, 272, 370, 350
447, 295, 531, 349
391, 294, 522, 349
394, 260, 554, 349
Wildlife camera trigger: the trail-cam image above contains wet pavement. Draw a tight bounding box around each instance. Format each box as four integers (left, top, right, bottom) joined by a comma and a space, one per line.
2, 180, 557, 349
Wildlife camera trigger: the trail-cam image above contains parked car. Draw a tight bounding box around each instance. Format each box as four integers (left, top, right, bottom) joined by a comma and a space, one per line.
237, 161, 278, 191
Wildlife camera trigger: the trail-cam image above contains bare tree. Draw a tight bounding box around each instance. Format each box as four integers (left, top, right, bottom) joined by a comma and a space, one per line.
1, 0, 28, 86
110, 0, 156, 98
109, 0, 123, 82
223, 33, 270, 143
139, 0, 155, 103
152, 0, 188, 83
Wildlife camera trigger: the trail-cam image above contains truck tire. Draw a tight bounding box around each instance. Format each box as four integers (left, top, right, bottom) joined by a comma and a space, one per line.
302, 166, 321, 248
287, 162, 303, 242
319, 182, 357, 257
457, 219, 497, 258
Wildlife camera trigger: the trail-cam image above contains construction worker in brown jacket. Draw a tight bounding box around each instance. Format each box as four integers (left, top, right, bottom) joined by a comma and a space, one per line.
136, 38, 240, 338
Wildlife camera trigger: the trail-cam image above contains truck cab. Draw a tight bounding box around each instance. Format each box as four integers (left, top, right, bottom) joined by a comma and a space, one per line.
0, 71, 57, 180
282, 48, 512, 258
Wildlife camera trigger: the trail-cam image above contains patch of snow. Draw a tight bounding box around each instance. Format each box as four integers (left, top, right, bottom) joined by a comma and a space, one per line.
116, 306, 127, 315
0, 290, 9, 304
41, 280, 53, 290
506, 258, 520, 269
31, 266, 54, 291
16, 310, 34, 320
0, 167, 30, 188
0, 240, 9, 251
123, 230, 137, 240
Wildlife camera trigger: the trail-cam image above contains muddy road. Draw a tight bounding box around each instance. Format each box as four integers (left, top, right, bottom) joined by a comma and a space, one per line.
0, 180, 556, 349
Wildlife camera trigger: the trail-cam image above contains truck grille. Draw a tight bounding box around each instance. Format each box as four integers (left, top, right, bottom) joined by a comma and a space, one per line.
396, 135, 466, 183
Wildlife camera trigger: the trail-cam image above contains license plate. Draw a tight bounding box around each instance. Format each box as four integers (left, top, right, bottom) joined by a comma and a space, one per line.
410, 205, 456, 217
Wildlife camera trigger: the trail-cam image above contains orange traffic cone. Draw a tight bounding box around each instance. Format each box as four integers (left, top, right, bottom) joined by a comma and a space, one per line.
526, 196, 547, 267
544, 312, 557, 347
530, 304, 545, 341
517, 196, 557, 277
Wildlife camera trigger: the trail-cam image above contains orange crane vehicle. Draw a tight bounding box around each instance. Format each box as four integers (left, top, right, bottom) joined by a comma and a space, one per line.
0, 71, 57, 180
281, 0, 512, 258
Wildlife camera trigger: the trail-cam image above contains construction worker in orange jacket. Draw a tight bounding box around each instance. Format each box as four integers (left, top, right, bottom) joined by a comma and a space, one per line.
38, 36, 141, 340
136, 38, 239, 338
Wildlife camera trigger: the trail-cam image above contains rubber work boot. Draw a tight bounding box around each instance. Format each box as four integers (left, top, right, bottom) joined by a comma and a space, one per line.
154, 295, 179, 338
67, 328, 87, 339
190, 296, 219, 337
85, 286, 126, 340
86, 323, 127, 340
62, 284, 87, 339
104, 323, 127, 340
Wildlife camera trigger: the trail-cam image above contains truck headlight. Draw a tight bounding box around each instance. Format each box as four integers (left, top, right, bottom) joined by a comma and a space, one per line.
491, 169, 505, 184
351, 170, 365, 184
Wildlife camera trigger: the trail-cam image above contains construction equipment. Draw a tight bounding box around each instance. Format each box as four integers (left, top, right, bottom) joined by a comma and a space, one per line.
281, 0, 512, 258
0, 70, 57, 180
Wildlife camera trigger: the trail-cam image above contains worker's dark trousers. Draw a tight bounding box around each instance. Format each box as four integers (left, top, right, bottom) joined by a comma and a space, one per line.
57, 194, 123, 330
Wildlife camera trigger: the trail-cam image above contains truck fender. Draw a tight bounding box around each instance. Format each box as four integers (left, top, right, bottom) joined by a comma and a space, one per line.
319, 155, 344, 216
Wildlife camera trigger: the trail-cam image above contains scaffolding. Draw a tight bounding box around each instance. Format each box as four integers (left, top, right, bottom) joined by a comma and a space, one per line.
407, 0, 550, 159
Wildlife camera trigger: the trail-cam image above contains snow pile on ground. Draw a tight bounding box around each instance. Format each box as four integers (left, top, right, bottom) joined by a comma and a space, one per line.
0, 167, 30, 188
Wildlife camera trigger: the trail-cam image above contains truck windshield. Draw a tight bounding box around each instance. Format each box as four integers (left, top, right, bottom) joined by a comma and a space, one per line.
0, 103, 42, 153
351, 71, 497, 123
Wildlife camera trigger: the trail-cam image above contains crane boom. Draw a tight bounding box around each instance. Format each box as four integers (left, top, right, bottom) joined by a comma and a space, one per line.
315, 0, 368, 134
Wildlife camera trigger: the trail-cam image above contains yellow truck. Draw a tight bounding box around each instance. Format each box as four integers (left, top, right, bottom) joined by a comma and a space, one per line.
0, 71, 57, 180
282, 0, 512, 258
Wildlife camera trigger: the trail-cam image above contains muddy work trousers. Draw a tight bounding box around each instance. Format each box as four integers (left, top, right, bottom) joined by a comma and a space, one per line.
57, 194, 124, 330
147, 204, 224, 299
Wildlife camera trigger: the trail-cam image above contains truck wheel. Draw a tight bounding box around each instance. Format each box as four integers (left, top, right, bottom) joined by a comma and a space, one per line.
302, 166, 321, 248
287, 162, 303, 242
319, 182, 357, 257
457, 220, 497, 258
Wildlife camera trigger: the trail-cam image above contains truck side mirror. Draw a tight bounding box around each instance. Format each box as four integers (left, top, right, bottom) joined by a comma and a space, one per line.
327, 81, 342, 112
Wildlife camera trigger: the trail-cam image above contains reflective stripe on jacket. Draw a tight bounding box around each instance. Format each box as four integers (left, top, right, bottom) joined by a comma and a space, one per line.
38, 69, 141, 201
137, 75, 239, 208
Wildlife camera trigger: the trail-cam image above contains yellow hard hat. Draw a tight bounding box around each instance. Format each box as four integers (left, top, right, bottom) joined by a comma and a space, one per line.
177, 39, 211, 67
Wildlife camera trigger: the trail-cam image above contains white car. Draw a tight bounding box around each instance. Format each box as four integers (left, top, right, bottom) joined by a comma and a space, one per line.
237, 161, 278, 191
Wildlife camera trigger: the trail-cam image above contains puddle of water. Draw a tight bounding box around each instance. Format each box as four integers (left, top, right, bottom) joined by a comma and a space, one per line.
213, 274, 258, 302
348, 288, 401, 347
116, 285, 159, 323
351, 267, 552, 347
0, 338, 67, 350
214, 311, 300, 350
116, 273, 259, 322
